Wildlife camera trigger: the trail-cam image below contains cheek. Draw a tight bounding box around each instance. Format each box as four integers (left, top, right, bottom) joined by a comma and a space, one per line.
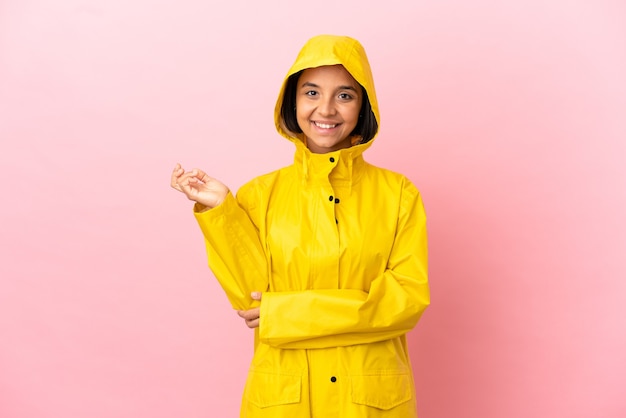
295, 101, 312, 123
296, 100, 306, 120
345, 104, 361, 124
296, 109, 307, 125
295, 95, 309, 111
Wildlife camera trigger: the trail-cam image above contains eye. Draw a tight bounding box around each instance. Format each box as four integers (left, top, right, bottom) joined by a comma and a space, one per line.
305, 90, 318, 96
338, 92, 353, 100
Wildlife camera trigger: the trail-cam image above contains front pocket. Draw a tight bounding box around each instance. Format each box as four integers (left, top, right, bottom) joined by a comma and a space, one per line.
351, 372, 412, 410
244, 369, 302, 408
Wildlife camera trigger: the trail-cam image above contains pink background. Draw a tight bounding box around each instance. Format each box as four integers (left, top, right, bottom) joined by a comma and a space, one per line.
1, 1, 625, 417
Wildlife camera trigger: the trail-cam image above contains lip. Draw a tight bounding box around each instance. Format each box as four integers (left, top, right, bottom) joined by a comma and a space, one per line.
312, 120, 341, 130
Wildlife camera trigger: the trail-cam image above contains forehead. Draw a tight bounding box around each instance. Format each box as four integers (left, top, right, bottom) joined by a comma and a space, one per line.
299, 65, 358, 86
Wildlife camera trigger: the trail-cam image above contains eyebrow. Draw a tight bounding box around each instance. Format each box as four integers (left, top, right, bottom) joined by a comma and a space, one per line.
300, 81, 358, 91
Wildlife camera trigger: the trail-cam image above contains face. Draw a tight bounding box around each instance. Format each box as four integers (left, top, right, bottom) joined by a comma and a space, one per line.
295, 65, 363, 154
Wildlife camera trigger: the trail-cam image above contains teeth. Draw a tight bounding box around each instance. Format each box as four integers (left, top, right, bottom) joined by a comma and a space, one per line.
314, 122, 337, 129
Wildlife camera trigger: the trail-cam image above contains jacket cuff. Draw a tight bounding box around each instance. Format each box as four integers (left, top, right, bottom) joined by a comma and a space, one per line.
193, 192, 236, 226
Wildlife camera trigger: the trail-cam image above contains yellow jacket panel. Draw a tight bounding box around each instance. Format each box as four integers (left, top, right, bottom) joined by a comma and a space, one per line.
194, 35, 430, 418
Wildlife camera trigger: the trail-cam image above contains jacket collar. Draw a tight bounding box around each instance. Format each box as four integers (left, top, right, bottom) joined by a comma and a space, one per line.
292, 138, 372, 188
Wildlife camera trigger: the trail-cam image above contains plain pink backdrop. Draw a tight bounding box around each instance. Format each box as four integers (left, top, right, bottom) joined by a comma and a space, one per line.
1, 1, 625, 417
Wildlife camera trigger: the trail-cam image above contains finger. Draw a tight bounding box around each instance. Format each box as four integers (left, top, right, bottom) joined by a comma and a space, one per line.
238, 308, 260, 321
176, 171, 203, 189
172, 164, 184, 177
174, 177, 197, 198
173, 174, 190, 191
237, 308, 260, 329
246, 318, 260, 329
171, 164, 185, 189
193, 168, 213, 184
251, 292, 262, 301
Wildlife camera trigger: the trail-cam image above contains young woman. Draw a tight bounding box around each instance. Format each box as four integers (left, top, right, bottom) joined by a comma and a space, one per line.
171, 34, 430, 418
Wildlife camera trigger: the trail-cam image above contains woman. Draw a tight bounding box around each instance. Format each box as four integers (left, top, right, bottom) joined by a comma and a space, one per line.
171, 34, 430, 418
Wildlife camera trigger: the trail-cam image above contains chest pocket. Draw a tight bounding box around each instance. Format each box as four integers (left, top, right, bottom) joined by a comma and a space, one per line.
244, 369, 302, 408
350, 371, 413, 410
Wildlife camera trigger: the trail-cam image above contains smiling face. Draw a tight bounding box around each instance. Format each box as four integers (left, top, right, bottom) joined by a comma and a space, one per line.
295, 65, 363, 154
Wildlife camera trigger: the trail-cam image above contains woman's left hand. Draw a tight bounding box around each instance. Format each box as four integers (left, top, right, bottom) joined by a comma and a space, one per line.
237, 292, 262, 328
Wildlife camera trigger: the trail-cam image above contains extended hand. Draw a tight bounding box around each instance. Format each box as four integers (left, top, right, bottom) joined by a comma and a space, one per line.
237, 292, 262, 329
171, 163, 229, 209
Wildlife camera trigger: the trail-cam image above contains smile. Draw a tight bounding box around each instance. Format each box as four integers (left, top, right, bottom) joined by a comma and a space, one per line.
313, 121, 339, 129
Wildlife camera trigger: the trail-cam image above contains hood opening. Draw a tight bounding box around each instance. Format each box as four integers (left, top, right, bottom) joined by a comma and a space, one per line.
274, 35, 380, 147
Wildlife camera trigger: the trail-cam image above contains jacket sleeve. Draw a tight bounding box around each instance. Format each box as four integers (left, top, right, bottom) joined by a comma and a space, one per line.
258, 180, 430, 349
193, 190, 268, 311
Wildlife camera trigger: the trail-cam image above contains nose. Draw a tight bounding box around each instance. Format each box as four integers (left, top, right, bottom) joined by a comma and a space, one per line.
317, 96, 337, 116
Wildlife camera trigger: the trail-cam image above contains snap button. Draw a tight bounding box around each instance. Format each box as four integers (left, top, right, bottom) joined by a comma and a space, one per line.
334, 198, 340, 204
330, 376, 337, 383
329, 195, 334, 201
329, 157, 335, 163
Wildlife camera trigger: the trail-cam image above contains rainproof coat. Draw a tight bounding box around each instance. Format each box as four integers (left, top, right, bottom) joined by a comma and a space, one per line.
193, 35, 430, 417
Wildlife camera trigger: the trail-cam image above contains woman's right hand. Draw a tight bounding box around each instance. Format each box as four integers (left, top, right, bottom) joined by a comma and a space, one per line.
171, 163, 229, 209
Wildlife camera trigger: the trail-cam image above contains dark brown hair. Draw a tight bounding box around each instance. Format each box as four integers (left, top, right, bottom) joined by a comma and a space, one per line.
280, 70, 379, 144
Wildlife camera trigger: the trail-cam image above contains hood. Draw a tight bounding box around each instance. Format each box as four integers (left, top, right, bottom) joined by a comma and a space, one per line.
274, 35, 380, 151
